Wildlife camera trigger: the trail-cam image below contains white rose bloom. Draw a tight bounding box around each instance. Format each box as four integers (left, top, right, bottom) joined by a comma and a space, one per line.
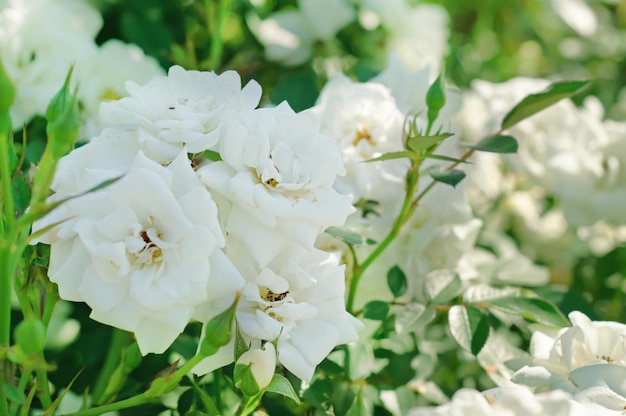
198, 102, 354, 267
312, 74, 405, 205
100, 65, 262, 161
408, 386, 589, 416
77, 39, 165, 139
461, 78, 626, 227
248, 0, 355, 66
360, 0, 449, 72
32, 150, 232, 355
0, 0, 101, 127
236, 244, 362, 382
512, 311, 626, 393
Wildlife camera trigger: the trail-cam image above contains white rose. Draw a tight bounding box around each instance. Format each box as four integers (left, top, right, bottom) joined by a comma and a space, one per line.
512, 311, 626, 393
100, 65, 262, 160
32, 150, 230, 354
312, 74, 406, 204
77, 39, 165, 139
198, 102, 354, 267
409, 386, 589, 416
0, 0, 101, 126
194, 244, 363, 382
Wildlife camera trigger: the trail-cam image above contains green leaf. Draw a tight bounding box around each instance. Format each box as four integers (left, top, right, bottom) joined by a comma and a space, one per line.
501, 80, 592, 130
488, 296, 569, 327
427, 165, 466, 187
200, 294, 239, 356
234, 363, 261, 397
365, 151, 413, 163
395, 303, 436, 334
424, 270, 462, 304
464, 135, 518, 153
234, 324, 249, 362
269, 67, 318, 112
41, 369, 83, 416
425, 154, 471, 164
406, 133, 454, 152
325, 226, 367, 246
345, 388, 367, 416
387, 265, 408, 298
199, 149, 222, 162
4, 382, 26, 405
266, 373, 301, 405
363, 301, 390, 321
448, 305, 490, 355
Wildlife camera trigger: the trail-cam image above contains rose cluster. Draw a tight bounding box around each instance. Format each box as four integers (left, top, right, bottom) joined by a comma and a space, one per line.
31, 65, 362, 383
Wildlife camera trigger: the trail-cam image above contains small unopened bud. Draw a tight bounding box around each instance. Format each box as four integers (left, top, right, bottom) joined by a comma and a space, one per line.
234, 342, 276, 395
15, 319, 46, 356
45, 65, 80, 158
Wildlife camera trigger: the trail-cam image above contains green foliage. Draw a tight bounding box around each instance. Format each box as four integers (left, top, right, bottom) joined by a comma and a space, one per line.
501, 80, 592, 130
426, 165, 466, 187
363, 301, 390, 321
387, 266, 408, 298
464, 135, 518, 153
265, 374, 301, 405
488, 296, 570, 327
448, 305, 490, 355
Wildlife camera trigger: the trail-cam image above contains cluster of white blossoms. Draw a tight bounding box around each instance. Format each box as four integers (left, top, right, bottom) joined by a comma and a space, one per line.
456, 77, 626, 269
0, 0, 163, 136
409, 312, 626, 415
31, 65, 362, 383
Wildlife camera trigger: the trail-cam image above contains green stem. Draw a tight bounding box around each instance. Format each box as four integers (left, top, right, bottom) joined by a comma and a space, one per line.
91, 330, 133, 405
346, 168, 420, 313
36, 369, 51, 409
67, 354, 206, 416
0, 130, 15, 230
207, 0, 233, 70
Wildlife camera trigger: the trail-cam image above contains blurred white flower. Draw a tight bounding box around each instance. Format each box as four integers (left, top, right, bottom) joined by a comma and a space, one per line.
248, 0, 355, 65
551, 0, 597, 37
408, 386, 589, 416
512, 311, 626, 393
460, 78, 626, 228
360, 0, 449, 72
78, 39, 165, 139
397, 181, 482, 288
32, 150, 230, 355
312, 74, 405, 203
198, 102, 354, 267
0, 0, 101, 126
100, 65, 262, 161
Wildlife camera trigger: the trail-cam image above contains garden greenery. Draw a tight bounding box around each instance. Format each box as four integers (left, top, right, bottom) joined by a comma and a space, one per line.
1, 0, 626, 415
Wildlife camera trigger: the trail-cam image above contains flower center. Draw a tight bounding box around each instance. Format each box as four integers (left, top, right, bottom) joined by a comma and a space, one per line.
352, 127, 375, 147
134, 228, 163, 265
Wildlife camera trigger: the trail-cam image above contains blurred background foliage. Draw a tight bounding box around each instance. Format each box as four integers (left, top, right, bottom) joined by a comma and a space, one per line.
89, 0, 626, 118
